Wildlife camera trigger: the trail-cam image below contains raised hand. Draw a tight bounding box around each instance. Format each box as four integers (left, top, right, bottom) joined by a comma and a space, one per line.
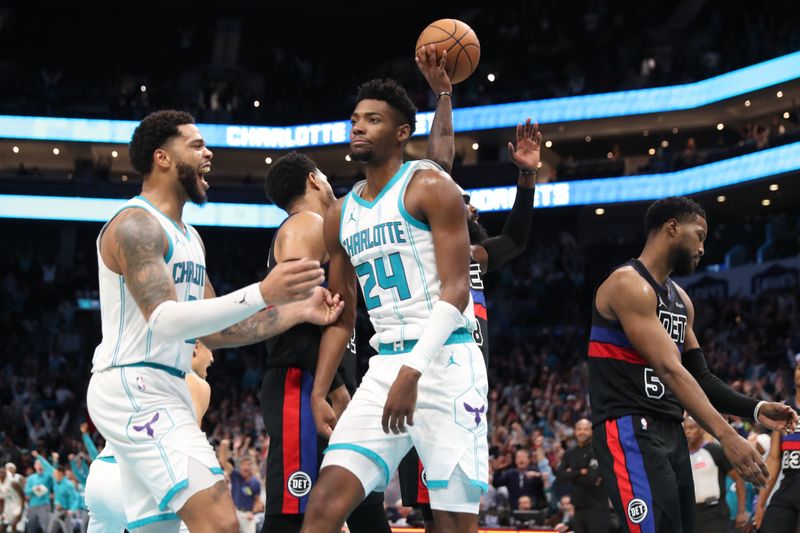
415, 44, 452, 95
259, 259, 324, 305
507, 118, 542, 172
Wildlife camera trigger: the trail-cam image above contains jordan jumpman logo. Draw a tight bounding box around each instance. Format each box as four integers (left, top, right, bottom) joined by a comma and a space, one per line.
445, 354, 460, 368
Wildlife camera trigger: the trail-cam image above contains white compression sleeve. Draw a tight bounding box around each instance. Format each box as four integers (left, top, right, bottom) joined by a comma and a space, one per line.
147, 283, 266, 343
403, 300, 468, 374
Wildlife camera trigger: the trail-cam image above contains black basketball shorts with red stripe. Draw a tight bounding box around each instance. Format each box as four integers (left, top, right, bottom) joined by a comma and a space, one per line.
260, 367, 326, 520
593, 415, 695, 533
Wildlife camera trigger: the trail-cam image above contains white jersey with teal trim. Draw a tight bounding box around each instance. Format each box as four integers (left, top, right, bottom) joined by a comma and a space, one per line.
91, 196, 206, 374
339, 159, 475, 348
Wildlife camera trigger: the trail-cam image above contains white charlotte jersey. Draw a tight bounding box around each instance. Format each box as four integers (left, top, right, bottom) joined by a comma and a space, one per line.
0, 471, 22, 506
92, 196, 206, 373
339, 160, 475, 348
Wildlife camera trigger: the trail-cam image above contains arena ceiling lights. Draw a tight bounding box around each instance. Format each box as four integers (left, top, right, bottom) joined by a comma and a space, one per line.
2, 142, 798, 226
0, 52, 798, 148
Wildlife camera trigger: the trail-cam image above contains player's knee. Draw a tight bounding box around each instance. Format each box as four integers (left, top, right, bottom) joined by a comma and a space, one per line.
306, 481, 350, 521
206, 513, 239, 533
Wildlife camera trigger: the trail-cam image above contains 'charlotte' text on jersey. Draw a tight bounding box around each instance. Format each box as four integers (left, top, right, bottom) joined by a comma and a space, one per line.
342, 222, 407, 257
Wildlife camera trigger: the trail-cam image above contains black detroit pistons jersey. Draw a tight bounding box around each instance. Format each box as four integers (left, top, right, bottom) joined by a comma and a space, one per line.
588, 259, 686, 424
469, 258, 489, 365
778, 400, 800, 480
263, 219, 357, 372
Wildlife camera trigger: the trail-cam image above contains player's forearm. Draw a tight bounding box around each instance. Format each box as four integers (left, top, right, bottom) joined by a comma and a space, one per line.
426, 94, 454, 173
313, 324, 353, 399
656, 362, 738, 441
202, 304, 293, 350
682, 348, 758, 418
758, 454, 781, 504
439, 279, 470, 314
150, 283, 270, 344
483, 185, 535, 272
734, 474, 746, 514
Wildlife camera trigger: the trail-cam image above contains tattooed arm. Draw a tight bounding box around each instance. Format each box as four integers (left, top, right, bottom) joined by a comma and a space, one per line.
105, 207, 177, 319
104, 208, 338, 348
199, 279, 344, 350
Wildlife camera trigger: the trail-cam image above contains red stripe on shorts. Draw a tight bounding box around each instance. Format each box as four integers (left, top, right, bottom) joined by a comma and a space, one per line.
282, 368, 302, 513
417, 458, 430, 504
606, 419, 641, 533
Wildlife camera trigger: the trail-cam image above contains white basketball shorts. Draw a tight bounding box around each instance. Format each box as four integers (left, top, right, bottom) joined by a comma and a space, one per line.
86, 364, 223, 530
322, 340, 488, 513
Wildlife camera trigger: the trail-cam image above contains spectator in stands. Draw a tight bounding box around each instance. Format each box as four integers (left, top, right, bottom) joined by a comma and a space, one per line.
555, 419, 609, 533
493, 449, 548, 511
23, 455, 52, 533
219, 439, 263, 533
685, 417, 747, 532
547, 495, 576, 532
517, 495, 534, 510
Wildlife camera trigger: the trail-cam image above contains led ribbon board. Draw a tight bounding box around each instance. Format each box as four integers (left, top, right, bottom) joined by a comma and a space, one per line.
1, 143, 798, 226
467, 141, 800, 213
0, 52, 798, 147
0, 195, 289, 228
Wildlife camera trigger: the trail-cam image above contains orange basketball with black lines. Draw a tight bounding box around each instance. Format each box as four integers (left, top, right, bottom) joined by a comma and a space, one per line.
415, 19, 480, 85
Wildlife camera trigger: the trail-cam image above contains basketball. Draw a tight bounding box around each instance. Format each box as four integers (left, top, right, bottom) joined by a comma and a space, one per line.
415, 19, 480, 84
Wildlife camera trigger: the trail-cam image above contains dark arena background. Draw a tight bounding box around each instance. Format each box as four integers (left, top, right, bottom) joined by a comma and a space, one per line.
0, 3, 799, 532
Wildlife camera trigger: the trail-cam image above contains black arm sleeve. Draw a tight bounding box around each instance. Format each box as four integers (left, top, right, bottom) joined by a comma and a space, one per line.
681, 348, 759, 419
482, 186, 535, 273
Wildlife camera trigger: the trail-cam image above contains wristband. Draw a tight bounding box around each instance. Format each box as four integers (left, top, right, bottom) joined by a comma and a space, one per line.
754, 400, 766, 422
402, 300, 465, 374
437, 91, 452, 100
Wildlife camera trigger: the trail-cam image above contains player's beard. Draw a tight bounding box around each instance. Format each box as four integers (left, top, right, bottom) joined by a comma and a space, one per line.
349, 147, 374, 163
671, 246, 696, 276
177, 161, 207, 205
468, 219, 489, 245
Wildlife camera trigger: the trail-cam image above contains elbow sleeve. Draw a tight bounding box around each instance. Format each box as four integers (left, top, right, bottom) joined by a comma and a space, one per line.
148, 282, 266, 343
682, 348, 758, 419
484, 186, 535, 272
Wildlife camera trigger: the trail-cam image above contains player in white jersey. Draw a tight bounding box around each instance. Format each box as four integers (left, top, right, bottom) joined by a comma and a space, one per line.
86, 110, 343, 533
301, 79, 488, 533
0, 466, 24, 533
85, 341, 215, 533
